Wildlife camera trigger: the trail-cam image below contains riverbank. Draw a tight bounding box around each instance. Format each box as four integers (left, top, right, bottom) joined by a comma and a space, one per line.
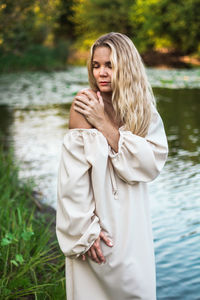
0, 147, 65, 299
68, 48, 200, 69
1, 47, 200, 74
0, 42, 69, 73
141, 49, 200, 69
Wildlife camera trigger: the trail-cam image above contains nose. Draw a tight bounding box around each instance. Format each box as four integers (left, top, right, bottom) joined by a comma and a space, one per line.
99, 66, 107, 76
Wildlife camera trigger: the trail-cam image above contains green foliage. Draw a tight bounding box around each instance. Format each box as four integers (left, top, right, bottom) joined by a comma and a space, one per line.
72, 0, 134, 49
129, 0, 200, 54
54, 0, 76, 41
73, 0, 133, 34
0, 42, 70, 72
0, 0, 199, 70
0, 0, 72, 71
0, 147, 65, 299
0, 0, 61, 52
72, 0, 200, 54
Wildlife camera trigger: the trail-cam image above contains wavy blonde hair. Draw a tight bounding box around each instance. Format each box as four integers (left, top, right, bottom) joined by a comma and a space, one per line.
87, 32, 156, 137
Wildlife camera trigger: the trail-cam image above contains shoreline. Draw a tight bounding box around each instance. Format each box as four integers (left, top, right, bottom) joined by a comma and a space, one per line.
68, 48, 200, 69
141, 50, 200, 69
0, 49, 199, 74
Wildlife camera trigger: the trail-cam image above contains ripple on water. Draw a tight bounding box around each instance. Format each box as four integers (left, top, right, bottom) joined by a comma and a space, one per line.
0, 67, 200, 108
150, 158, 200, 299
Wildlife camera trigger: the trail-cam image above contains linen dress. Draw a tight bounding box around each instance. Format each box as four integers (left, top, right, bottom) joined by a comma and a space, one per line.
56, 104, 168, 300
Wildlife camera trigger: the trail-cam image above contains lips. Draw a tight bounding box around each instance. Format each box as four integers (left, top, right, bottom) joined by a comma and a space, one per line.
99, 81, 110, 85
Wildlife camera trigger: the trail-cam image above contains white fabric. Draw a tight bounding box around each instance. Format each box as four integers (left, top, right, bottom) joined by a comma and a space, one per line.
56, 105, 168, 300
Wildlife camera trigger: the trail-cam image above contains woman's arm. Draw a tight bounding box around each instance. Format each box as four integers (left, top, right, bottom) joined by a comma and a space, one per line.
108, 105, 168, 184
67, 97, 113, 264
56, 131, 101, 258
69, 92, 93, 129
74, 89, 120, 152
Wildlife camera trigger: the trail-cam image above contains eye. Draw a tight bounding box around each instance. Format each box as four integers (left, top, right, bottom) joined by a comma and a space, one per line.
106, 62, 112, 69
92, 62, 99, 69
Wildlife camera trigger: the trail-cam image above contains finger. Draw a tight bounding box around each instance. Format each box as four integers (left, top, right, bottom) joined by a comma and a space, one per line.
82, 90, 98, 102
74, 105, 89, 117
90, 246, 101, 264
82, 254, 86, 261
74, 99, 89, 110
94, 241, 106, 263
100, 231, 113, 247
87, 250, 91, 257
97, 91, 104, 105
75, 95, 90, 105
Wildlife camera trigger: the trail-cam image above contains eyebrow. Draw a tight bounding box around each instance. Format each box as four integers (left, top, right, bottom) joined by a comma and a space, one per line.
92, 61, 111, 64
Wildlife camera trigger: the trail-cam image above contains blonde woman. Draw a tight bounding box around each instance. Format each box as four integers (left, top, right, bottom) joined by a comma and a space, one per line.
56, 32, 168, 300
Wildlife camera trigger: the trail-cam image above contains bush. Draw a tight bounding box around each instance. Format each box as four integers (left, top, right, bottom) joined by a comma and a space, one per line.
0, 42, 70, 73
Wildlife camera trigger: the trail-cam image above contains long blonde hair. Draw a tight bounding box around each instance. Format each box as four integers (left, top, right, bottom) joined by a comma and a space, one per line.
87, 32, 156, 137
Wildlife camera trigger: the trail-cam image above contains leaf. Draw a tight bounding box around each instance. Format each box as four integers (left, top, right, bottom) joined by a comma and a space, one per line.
11, 260, 19, 267
1, 238, 12, 246
21, 229, 34, 241
6, 233, 14, 240
15, 254, 24, 264
1, 232, 18, 246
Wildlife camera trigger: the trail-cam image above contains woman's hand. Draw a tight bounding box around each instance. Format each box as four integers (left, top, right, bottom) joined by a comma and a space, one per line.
74, 89, 107, 130
74, 88, 120, 152
81, 231, 113, 264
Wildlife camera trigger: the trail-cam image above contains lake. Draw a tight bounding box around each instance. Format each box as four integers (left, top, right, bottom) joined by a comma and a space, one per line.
0, 67, 200, 299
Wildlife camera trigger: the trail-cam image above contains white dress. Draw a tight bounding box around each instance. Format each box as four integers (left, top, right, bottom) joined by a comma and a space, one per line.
56, 105, 168, 300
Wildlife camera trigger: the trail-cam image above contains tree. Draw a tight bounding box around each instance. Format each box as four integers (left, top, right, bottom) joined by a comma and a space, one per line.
72, 0, 134, 49
0, 0, 60, 53
53, 0, 76, 42
129, 0, 200, 54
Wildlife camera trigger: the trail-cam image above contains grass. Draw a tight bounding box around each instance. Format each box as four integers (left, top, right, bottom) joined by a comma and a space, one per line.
0, 147, 66, 299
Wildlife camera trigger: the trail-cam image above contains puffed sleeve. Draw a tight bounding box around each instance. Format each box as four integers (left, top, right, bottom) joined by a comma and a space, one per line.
109, 105, 168, 184
56, 130, 101, 258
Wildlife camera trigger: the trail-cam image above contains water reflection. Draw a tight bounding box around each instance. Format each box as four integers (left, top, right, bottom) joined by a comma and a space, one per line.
155, 88, 200, 164
11, 104, 70, 207
151, 88, 200, 299
0, 104, 14, 148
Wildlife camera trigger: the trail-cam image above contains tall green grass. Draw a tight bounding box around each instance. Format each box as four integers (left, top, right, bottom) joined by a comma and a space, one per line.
0, 148, 65, 299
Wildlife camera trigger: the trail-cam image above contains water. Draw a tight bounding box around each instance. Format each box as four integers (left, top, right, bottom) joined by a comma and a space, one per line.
150, 88, 200, 300
0, 67, 200, 299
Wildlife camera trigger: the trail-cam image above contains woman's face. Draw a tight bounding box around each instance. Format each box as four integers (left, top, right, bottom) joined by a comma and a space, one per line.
92, 46, 113, 93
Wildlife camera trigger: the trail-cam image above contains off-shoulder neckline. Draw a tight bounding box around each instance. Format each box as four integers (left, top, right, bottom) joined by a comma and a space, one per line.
68, 125, 125, 132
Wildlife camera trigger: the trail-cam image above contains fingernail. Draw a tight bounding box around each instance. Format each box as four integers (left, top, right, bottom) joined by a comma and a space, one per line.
109, 241, 113, 246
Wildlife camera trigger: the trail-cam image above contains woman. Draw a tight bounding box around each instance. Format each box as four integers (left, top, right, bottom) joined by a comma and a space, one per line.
56, 32, 168, 300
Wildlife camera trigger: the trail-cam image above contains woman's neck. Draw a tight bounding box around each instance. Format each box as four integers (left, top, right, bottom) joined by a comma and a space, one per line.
101, 92, 123, 127
101, 92, 112, 105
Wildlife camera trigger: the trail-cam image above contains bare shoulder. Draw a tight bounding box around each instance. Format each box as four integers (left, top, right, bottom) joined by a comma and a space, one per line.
69, 91, 93, 129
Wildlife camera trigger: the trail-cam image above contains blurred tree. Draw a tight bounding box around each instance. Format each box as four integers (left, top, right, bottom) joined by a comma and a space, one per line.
72, 0, 134, 49
129, 0, 200, 54
0, 0, 72, 71
53, 0, 76, 42
0, 0, 36, 52
0, 0, 199, 69
0, 0, 60, 53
